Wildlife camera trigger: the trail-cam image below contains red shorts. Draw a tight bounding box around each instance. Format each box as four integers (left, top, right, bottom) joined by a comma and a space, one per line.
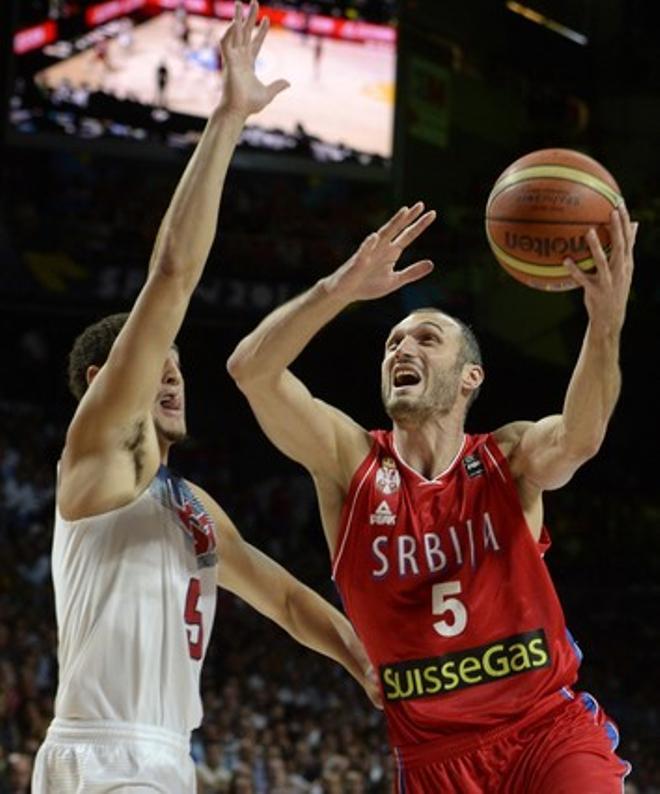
394, 691, 631, 793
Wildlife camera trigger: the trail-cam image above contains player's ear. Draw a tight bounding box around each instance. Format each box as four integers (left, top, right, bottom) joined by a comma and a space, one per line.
86, 365, 101, 386
462, 363, 484, 395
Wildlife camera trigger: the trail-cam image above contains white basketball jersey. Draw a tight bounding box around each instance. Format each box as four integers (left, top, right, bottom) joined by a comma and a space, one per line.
51, 465, 218, 734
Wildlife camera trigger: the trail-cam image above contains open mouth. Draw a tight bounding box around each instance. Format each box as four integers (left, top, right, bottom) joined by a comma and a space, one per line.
392, 368, 422, 388
159, 395, 182, 413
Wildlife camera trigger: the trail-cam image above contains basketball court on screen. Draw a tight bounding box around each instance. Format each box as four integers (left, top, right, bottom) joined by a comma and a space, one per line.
35, 12, 395, 157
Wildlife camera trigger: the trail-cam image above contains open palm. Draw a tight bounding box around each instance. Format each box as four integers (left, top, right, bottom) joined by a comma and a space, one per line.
220, 1, 289, 117
324, 203, 437, 302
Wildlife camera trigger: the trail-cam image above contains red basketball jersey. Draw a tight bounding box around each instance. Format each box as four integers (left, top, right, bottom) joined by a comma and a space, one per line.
332, 431, 581, 749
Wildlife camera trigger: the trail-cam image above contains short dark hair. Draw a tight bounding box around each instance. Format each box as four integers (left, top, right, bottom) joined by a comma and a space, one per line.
409, 307, 483, 407
67, 313, 129, 400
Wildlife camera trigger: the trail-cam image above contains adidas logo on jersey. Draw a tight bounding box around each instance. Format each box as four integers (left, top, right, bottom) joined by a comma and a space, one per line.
370, 500, 397, 526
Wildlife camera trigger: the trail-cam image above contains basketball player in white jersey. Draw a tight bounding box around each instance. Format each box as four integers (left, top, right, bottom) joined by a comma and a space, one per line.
32, 4, 379, 791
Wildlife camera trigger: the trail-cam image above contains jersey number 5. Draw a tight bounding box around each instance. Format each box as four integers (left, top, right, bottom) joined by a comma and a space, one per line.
184, 577, 203, 660
432, 581, 467, 637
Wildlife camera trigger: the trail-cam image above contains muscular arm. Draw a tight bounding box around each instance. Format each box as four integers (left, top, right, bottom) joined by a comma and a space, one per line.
228, 281, 369, 481
227, 204, 436, 486
206, 495, 381, 708
504, 205, 637, 493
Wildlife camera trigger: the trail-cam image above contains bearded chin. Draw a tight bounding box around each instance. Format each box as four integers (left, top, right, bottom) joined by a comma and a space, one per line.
384, 395, 434, 427
382, 374, 461, 426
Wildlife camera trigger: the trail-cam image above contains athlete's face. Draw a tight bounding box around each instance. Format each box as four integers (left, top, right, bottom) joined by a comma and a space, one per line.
381, 311, 465, 425
153, 348, 186, 444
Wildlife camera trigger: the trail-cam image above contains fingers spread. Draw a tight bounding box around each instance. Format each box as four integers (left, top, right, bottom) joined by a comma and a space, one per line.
618, 201, 632, 251
563, 257, 590, 289
395, 259, 434, 286
358, 233, 379, 257
242, 0, 259, 44
585, 227, 609, 273
265, 78, 290, 102
251, 16, 269, 60
379, 202, 427, 241
392, 209, 436, 250
609, 209, 626, 269
220, 20, 236, 51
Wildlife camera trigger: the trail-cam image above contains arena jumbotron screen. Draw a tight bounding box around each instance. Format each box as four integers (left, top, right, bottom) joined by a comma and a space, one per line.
8, 0, 397, 174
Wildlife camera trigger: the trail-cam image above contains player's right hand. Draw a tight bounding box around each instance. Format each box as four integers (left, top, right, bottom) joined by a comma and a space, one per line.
322, 203, 436, 304
219, 0, 289, 117
563, 204, 637, 337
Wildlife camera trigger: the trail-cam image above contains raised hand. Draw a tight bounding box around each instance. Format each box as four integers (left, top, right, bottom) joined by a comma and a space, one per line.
323, 203, 437, 303
219, 0, 289, 117
564, 204, 637, 336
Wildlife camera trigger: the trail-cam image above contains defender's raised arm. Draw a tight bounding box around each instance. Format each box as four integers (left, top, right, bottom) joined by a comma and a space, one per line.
67, 2, 288, 451
60, 1, 288, 519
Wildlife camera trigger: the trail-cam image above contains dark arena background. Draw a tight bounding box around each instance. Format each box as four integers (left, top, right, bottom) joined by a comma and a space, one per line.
1, 0, 659, 791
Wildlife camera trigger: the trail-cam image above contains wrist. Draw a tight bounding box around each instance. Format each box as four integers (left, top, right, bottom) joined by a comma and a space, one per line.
317, 273, 356, 311
211, 102, 249, 128
586, 319, 622, 346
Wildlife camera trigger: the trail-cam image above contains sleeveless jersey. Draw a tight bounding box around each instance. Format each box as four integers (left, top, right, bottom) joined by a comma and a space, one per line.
51, 465, 217, 735
332, 431, 581, 749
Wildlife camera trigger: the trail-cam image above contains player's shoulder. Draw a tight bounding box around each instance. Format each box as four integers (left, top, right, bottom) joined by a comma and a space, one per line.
185, 479, 215, 511
184, 479, 246, 557
184, 479, 233, 527
491, 421, 535, 459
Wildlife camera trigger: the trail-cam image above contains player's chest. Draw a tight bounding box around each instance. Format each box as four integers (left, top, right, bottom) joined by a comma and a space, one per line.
358, 470, 505, 583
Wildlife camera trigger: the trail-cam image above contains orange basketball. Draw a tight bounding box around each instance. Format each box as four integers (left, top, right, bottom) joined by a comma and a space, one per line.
485, 148, 623, 291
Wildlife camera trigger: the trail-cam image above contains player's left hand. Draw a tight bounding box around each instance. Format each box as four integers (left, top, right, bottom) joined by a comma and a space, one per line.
363, 662, 384, 711
563, 203, 638, 336
219, 0, 289, 117
343, 629, 384, 710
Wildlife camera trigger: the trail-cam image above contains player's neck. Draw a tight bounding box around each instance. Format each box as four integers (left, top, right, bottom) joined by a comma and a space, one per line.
392, 416, 465, 480
158, 439, 171, 466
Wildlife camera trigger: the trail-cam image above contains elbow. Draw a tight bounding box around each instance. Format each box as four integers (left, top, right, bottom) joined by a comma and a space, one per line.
226, 347, 250, 386
279, 585, 301, 639
226, 344, 264, 390
564, 433, 604, 465
150, 250, 192, 286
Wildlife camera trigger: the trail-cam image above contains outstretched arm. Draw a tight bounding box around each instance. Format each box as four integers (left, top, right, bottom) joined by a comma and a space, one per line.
227, 204, 437, 488
209, 497, 382, 709
68, 2, 288, 452
149, 2, 287, 282
502, 204, 637, 491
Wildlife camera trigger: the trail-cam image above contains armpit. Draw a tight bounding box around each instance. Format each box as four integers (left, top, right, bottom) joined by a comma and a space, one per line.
122, 418, 146, 484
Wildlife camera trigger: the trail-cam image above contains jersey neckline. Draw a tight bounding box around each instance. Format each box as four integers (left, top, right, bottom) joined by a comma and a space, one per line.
391, 433, 468, 484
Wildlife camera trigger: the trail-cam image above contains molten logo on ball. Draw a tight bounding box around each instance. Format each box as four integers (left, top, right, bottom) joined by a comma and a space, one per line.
504, 232, 589, 258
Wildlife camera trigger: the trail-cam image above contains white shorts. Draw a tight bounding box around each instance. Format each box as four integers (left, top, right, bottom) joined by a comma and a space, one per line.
32, 718, 197, 793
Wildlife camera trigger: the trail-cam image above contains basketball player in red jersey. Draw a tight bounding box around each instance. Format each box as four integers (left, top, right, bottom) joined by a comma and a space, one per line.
227, 201, 638, 792
32, 5, 379, 792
